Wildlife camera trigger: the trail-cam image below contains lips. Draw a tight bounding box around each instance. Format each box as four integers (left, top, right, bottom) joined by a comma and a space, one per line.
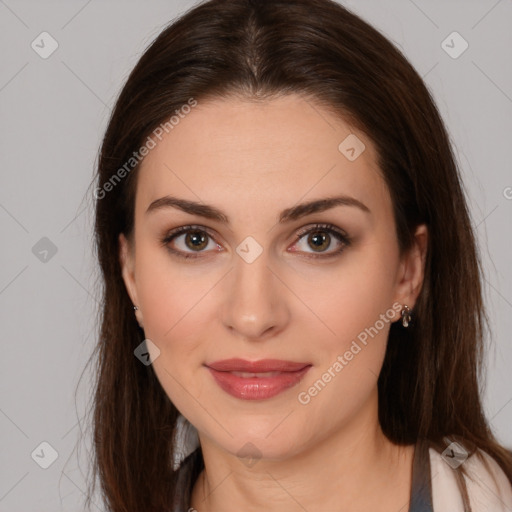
205, 358, 312, 400
206, 358, 310, 372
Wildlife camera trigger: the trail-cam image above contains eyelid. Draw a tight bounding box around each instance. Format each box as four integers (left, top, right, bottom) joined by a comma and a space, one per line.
294, 222, 349, 240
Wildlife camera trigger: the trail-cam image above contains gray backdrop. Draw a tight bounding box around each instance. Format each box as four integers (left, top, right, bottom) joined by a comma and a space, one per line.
1, 0, 511, 510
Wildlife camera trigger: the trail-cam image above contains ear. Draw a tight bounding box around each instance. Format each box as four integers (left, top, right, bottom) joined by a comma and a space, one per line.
119, 232, 144, 327
392, 223, 428, 315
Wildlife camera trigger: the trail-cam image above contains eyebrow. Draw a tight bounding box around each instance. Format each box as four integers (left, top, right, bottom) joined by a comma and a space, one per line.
145, 194, 371, 223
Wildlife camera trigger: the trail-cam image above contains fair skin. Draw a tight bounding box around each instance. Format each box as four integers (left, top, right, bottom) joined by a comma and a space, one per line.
119, 93, 428, 512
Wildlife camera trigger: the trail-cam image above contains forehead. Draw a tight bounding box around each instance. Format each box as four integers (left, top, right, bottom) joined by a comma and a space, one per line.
135, 94, 390, 222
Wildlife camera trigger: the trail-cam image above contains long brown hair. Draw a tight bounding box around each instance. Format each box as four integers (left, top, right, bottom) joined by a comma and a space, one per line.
83, 0, 512, 510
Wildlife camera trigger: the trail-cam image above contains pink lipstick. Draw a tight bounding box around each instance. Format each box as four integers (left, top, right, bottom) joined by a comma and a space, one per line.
206, 358, 312, 400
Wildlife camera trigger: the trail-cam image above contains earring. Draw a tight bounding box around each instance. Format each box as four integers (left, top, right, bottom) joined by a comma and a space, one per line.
401, 305, 412, 328
133, 305, 143, 329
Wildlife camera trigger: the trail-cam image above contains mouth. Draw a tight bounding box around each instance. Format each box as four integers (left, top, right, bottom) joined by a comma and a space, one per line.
206, 358, 310, 372
229, 370, 289, 377
205, 358, 312, 400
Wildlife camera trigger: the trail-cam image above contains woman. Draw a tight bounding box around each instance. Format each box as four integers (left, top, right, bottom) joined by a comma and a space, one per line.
87, 0, 512, 510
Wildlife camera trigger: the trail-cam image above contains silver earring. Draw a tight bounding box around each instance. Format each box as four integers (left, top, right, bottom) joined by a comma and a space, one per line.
401, 305, 412, 328
133, 305, 144, 329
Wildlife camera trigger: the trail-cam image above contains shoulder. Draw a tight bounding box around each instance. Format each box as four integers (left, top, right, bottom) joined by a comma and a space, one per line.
429, 445, 512, 512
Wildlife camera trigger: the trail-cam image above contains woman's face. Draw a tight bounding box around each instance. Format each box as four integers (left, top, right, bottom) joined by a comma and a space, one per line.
119, 94, 426, 461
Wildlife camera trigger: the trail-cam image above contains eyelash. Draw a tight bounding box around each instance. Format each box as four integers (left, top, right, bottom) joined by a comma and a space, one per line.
160, 223, 351, 260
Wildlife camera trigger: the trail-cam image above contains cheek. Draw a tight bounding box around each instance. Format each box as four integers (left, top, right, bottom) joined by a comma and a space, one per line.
292, 239, 399, 410
296, 266, 395, 430
296, 240, 399, 346
135, 245, 218, 343
134, 249, 216, 412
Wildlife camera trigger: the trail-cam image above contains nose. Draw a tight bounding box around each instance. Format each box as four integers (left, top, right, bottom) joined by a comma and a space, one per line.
220, 245, 291, 341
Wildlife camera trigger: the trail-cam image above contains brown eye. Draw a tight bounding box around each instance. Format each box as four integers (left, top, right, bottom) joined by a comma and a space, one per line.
291, 223, 351, 259
307, 230, 331, 252
184, 230, 209, 251
161, 225, 221, 259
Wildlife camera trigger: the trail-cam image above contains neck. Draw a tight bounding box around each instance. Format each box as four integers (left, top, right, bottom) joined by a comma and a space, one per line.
189, 394, 415, 512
